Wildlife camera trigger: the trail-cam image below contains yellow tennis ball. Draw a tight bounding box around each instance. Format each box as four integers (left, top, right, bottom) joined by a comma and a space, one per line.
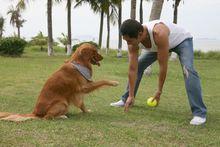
147, 97, 157, 107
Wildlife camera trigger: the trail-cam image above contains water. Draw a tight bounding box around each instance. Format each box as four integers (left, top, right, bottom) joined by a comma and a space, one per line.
75, 36, 220, 52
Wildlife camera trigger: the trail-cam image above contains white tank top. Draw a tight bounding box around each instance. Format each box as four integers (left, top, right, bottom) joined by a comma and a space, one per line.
139, 20, 192, 52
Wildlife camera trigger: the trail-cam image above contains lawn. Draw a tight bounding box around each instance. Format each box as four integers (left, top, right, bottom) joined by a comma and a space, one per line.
0, 48, 220, 146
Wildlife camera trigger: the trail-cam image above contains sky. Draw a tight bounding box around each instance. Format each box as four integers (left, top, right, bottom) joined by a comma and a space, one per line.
0, 0, 220, 50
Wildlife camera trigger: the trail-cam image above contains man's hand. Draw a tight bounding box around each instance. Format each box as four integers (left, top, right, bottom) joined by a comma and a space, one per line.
152, 91, 162, 106
124, 96, 135, 112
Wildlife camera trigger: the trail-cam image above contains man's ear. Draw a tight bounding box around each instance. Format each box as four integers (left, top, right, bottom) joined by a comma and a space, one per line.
138, 31, 143, 37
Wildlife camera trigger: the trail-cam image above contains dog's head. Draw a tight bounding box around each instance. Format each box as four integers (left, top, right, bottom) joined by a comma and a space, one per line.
70, 43, 103, 66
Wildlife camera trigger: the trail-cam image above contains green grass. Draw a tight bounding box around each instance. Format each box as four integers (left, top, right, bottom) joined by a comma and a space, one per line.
0, 49, 220, 146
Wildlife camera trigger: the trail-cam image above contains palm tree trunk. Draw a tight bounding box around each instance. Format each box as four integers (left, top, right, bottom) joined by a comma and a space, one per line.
106, 10, 110, 54
130, 0, 136, 19
173, 0, 181, 24
117, 1, 122, 57
0, 31, 2, 38
17, 26, 20, 38
139, 0, 143, 23
47, 0, 53, 56
67, 0, 72, 55
98, 10, 104, 48
149, 0, 164, 21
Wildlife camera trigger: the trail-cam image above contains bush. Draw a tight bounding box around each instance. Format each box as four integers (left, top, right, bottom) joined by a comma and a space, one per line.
72, 41, 99, 52
194, 50, 220, 60
0, 37, 27, 56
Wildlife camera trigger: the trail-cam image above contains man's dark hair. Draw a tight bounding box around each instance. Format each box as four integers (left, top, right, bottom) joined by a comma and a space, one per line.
120, 19, 143, 38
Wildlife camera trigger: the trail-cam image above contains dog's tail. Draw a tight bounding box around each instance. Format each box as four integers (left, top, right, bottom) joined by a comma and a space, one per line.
0, 112, 38, 122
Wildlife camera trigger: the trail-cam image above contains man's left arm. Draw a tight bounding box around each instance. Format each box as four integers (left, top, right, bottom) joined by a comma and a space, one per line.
153, 24, 170, 103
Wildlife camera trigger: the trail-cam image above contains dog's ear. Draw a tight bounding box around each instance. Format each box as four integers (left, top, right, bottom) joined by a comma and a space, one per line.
79, 48, 90, 56
79, 47, 92, 57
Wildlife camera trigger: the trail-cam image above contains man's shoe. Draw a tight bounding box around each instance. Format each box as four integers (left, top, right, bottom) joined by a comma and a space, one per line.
190, 116, 206, 125
110, 100, 125, 107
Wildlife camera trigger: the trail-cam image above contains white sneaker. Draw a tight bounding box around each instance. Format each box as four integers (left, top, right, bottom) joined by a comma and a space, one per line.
110, 100, 125, 107
190, 116, 206, 125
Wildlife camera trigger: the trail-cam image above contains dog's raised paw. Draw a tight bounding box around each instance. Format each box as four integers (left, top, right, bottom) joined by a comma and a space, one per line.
110, 81, 119, 86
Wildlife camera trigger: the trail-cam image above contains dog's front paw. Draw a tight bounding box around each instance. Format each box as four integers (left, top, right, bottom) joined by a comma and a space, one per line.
83, 109, 92, 113
109, 81, 119, 86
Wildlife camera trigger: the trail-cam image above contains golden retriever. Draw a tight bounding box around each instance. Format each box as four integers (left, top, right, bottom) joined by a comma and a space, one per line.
0, 43, 118, 121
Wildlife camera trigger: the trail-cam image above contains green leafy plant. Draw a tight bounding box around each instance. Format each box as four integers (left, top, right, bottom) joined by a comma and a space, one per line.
0, 37, 27, 56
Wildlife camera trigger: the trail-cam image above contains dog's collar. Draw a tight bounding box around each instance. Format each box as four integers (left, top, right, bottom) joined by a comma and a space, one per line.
71, 62, 92, 81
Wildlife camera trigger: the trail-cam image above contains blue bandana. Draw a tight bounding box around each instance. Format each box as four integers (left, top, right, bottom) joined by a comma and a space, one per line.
71, 62, 92, 81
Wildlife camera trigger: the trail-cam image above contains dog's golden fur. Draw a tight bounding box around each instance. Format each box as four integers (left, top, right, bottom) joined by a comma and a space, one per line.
0, 43, 118, 121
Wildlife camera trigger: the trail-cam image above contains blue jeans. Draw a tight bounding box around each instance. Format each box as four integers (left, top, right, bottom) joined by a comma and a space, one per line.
121, 38, 207, 118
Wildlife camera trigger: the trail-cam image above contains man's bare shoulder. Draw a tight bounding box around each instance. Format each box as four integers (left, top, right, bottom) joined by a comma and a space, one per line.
153, 23, 169, 47
153, 23, 169, 38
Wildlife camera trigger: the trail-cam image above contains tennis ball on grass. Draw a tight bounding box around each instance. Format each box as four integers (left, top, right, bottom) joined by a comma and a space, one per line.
147, 97, 157, 107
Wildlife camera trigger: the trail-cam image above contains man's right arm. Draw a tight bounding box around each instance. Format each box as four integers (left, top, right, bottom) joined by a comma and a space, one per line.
124, 44, 139, 112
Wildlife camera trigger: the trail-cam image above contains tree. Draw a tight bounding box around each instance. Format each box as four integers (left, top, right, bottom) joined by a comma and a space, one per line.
53, 0, 72, 55
47, 0, 53, 56
139, 0, 143, 23
139, 0, 149, 24
117, 0, 122, 57
66, 0, 72, 55
75, 0, 118, 54
0, 16, 5, 38
105, 1, 118, 53
29, 31, 48, 51
173, 0, 181, 24
149, 0, 164, 21
57, 33, 68, 52
130, 0, 136, 19
75, 0, 102, 47
7, 6, 26, 38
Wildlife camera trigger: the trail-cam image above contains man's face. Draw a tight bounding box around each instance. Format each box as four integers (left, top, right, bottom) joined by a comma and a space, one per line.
122, 32, 143, 46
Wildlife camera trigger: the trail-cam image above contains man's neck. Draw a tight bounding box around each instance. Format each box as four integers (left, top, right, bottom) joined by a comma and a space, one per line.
141, 25, 152, 48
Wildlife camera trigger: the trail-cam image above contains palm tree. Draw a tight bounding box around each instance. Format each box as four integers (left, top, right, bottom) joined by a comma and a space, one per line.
16, 0, 28, 10
30, 31, 48, 51
47, 0, 53, 56
7, 6, 26, 38
57, 33, 68, 52
99, 9, 104, 48
106, 1, 118, 53
66, 0, 72, 55
139, 0, 149, 24
0, 16, 5, 38
75, 0, 102, 47
130, 0, 136, 19
173, 0, 181, 24
149, 0, 164, 21
139, 0, 143, 23
75, 0, 118, 53
117, 0, 122, 57
53, 0, 72, 55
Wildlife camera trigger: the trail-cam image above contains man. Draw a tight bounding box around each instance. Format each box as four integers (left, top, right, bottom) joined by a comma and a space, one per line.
110, 19, 207, 125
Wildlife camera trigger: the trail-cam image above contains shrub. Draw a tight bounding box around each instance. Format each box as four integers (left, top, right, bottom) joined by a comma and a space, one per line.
194, 50, 220, 60
72, 41, 99, 52
0, 37, 27, 56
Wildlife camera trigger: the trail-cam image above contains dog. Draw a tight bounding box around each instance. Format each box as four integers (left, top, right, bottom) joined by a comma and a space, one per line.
0, 43, 119, 121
